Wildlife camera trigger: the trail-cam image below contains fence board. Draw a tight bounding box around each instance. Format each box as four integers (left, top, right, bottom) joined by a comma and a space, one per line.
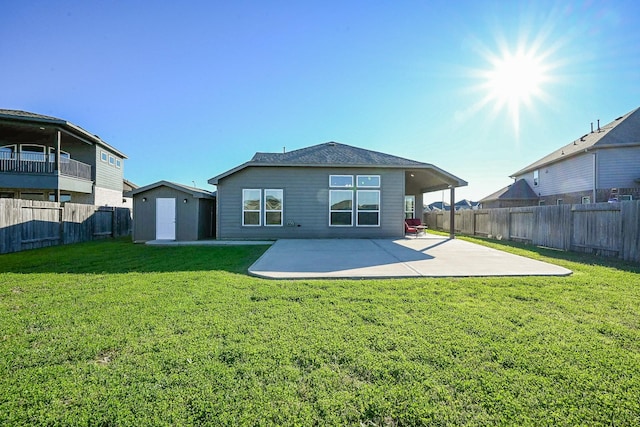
424, 201, 640, 262
621, 202, 640, 262
0, 199, 131, 254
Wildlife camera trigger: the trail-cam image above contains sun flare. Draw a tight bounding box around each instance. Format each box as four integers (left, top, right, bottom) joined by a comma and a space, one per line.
487, 52, 544, 107
465, 26, 559, 137
481, 47, 549, 133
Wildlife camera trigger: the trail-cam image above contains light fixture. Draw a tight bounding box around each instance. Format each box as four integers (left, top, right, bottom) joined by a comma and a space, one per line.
142, 197, 147, 202
183, 198, 188, 203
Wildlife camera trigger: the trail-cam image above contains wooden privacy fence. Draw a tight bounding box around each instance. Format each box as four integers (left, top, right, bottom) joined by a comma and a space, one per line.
0, 199, 131, 254
424, 201, 640, 263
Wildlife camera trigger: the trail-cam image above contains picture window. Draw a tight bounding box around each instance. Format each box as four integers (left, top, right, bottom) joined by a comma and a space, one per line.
242, 189, 261, 226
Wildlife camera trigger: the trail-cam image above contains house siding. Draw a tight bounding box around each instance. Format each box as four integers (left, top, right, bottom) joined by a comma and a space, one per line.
520, 152, 594, 197
95, 147, 124, 192
217, 166, 405, 239
597, 146, 640, 189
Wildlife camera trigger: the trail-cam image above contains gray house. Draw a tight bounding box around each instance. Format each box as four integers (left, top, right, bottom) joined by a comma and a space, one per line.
0, 109, 128, 206
507, 106, 640, 206
130, 181, 215, 242
208, 142, 467, 239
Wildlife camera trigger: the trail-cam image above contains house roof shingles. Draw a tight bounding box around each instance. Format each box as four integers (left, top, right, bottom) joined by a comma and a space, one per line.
479, 179, 538, 203
251, 142, 426, 167
511, 106, 640, 177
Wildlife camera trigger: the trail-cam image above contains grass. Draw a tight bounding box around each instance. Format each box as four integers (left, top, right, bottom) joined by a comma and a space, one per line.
1, 238, 639, 426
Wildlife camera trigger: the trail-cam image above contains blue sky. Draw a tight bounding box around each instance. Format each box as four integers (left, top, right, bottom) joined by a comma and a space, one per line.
2, 0, 639, 203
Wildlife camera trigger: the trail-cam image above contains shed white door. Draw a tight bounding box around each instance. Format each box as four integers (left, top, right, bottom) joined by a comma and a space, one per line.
156, 198, 176, 240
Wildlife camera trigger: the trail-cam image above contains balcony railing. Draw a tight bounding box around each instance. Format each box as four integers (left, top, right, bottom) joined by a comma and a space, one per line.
0, 152, 92, 181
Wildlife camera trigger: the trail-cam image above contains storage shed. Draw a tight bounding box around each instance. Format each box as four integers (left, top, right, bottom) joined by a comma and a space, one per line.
130, 181, 215, 242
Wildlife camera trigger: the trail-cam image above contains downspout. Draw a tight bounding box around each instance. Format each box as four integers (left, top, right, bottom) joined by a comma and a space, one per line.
55, 129, 61, 202
449, 185, 455, 239
592, 152, 597, 203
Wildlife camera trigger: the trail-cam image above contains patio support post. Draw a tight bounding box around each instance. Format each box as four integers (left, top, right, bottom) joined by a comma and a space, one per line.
54, 129, 61, 202
449, 186, 455, 239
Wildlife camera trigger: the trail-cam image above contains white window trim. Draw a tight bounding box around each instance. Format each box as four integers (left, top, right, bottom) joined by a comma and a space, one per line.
100, 151, 108, 162
116, 159, 121, 168
20, 144, 46, 162
0, 144, 17, 158
329, 189, 353, 227
264, 189, 283, 227
620, 195, 632, 201
581, 196, 591, 204
329, 175, 354, 188
533, 170, 539, 186
49, 148, 70, 162
109, 155, 116, 166
242, 189, 262, 226
356, 175, 380, 188
356, 190, 380, 227
556, 199, 563, 205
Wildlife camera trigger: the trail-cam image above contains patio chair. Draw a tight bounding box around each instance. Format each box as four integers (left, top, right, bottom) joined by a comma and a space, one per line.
405, 218, 425, 236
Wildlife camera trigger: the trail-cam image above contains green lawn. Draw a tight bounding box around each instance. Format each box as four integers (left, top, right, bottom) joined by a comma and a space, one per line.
1, 238, 639, 426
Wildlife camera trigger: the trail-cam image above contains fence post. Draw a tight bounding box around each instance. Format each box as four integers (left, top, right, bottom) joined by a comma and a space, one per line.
111, 207, 117, 238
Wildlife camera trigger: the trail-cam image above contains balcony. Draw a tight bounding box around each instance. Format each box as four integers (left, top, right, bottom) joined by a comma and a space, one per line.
0, 152, 92, 181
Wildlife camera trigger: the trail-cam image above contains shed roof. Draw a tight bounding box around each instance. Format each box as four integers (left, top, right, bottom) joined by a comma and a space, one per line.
511, 106, 640, 177
209, 142, 467, 192
0, 109, 127, 158
131, 180, 216, 198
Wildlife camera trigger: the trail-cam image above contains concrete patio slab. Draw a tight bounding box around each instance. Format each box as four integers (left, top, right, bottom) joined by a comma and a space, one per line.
145, 240, 274, 246
248, 234, 572, 279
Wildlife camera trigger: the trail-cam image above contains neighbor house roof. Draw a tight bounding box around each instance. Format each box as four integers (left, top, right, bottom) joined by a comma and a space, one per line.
209, 142, 467, 191
479, 179, 538, 203
454, 199, 478, 209
0, 109, 127, 158
130, 180, 216, 198
427, 201, 451, 211
511, 106, 640, 177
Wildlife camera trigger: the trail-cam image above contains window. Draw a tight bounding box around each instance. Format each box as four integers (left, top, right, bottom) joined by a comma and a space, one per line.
329, 175, 353, 188
116, 159, 121, 168
404, 195, 415, 219
264, 189, 283, 226
556, 199, 563, 205
0, 192, 15, 198
109, 155, 115, 166
48, 148, 70, 163
533, 170, 539, 186
20, 192, 44, 201
357, 190, 380, 226
620, 195, 632, 201
0, 145, 16, 159
242, 189, 261, 226
20, 144, 46, 161
328, 175, 382, 227
538, 200, 546, 206
49, 193, 71, 202
330, 190, 353, 226
101, 151, 108, 162
357, 175, 380, 188
582, 196, 591, 204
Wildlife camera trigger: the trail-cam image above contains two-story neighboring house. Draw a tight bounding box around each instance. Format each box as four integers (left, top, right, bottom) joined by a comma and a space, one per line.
0, 109, 128, 206
481, 106, 640, 207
